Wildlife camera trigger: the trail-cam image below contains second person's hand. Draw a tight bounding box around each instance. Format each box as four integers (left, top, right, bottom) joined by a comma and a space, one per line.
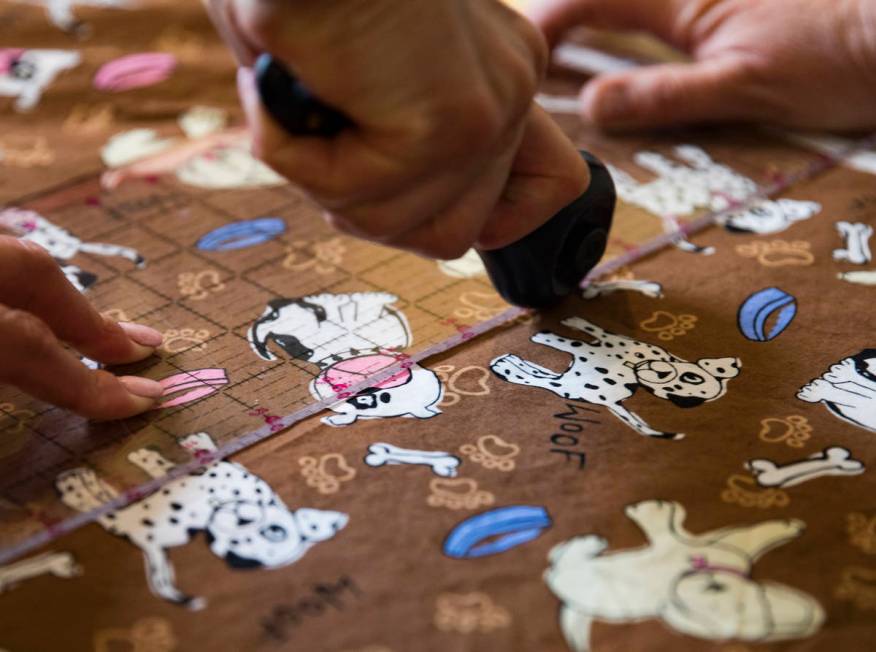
527, 0, 876, 132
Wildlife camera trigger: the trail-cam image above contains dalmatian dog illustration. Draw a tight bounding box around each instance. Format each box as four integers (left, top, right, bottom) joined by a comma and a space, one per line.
609, 145, 820, 253
545, 500, 824, 651
797, 349, 876, 433
490, 317, 740, 440
0, 207, 144, 291
0, 48, 80, 111
14, 0, 133, 35
717, 198, 822, 235
56, 432, 348, 608
249, 292, 443, 427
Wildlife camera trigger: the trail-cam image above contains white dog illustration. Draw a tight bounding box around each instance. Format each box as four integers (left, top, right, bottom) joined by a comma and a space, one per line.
546, 500, 824, 651
0, 207, 144, 291
490, 317, 740, 440
0, 48, 80, 111
309, 354, 443, 426
249, 292, 442, 426
56, 432, 348, 608
797, 349, 876, 432
609, 145, 820, 252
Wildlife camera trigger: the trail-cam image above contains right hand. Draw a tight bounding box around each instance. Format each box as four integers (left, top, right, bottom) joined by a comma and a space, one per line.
207, 0, 589, 259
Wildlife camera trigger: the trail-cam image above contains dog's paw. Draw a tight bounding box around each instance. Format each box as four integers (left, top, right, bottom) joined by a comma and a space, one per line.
825, 357, 857, 384
490, 355, 527, 382
548, 535, 607, 566
179, 432, 217, 453
796, 378, 831, 403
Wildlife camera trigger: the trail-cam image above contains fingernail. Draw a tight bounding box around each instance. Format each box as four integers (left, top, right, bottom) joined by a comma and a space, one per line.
120, 376, 164, 399
119, 322, 163, 348
236, 66, 257, 109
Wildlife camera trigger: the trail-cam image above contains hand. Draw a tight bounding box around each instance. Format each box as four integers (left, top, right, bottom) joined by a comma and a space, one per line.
527, 0, 876, 131
207, 0, 589, 259
0, 238, 164, 419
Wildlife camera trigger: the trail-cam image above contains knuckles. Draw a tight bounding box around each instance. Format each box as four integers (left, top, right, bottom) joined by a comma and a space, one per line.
0, 306, 56, 365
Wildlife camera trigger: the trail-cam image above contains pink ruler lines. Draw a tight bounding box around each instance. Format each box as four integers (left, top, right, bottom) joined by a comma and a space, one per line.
1, 132, 874, 565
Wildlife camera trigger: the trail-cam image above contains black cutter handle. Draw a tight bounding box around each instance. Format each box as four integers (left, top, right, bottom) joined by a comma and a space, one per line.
254, 53, 351, 136
254, 53, 615, 308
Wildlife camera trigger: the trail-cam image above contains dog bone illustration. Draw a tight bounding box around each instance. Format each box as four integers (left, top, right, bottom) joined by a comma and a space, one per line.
838, 270, 876, 285
0, 551, 80, 593
746, 446, 864, 488
582, 279, 663, 300
833, 221, 873, 265
365, 443, 460, 478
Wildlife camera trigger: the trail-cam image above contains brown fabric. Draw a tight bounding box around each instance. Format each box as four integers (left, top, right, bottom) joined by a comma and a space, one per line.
1, 2, 875, 651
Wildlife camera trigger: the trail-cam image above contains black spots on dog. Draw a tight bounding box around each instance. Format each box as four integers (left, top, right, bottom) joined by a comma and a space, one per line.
604, 378, 616, 386
170, 502, 183, 511
550, 382, 562, 387
584, 383, 599, 391
594, 367, 608, 374
570, 341, 582, 348
141, 518, 154, 527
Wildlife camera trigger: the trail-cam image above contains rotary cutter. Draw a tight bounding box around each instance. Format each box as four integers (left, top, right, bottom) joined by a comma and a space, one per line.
253, 54, 615, 309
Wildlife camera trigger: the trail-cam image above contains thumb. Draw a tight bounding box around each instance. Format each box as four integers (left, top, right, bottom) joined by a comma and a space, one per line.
581, 58, 763, 129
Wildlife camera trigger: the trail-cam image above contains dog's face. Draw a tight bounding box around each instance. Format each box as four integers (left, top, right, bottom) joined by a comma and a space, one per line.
0, 49, 80, 108
312, 358, 443, 426
724, 199, 820, 234
249, 298, 328, 362
664, 570, 824, 641
248, 294, 411, 365
633, 358, 740, 408
206, 499, 347, 569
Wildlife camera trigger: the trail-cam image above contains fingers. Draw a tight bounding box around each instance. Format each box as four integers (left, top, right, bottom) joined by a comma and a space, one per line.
0, 305, 162, 420
579, 57, 766, 129
0, 237, 162, 364
525, 0, 676, 47
477, 105, 589, 249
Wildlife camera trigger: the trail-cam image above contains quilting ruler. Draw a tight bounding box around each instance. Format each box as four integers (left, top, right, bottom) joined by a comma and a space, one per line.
1, 132, 874, 566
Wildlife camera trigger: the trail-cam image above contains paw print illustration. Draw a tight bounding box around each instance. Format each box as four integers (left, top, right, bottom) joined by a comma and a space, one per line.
161, 328, 210, 354
735, 240, 814, 267
639, 311, 697, 341
758, 415, 812, 448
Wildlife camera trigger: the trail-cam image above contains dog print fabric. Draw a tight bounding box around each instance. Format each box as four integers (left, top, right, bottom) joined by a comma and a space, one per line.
0, 4, 875, 652
56, 433, 347, 608
797, 350, 876, 432
491, 317, 740, 439
249, 292, 443, 426
546, 501, 824, 651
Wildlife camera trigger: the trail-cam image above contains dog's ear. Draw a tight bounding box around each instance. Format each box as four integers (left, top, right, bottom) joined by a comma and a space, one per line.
665, 393, 706, 409
269, 333, 314, 361
663, 574, 770, 640
697, 357, 741, 379
757, 581, 825, 641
